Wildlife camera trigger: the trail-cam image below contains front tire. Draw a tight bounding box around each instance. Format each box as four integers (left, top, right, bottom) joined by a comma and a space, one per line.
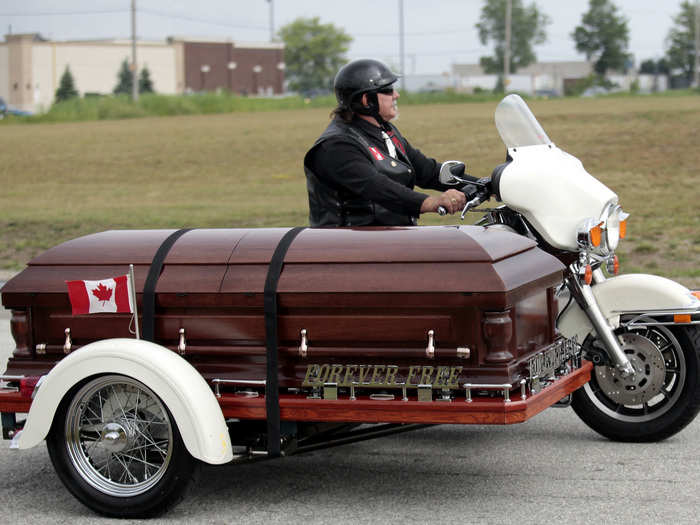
572, 324, 700, 442
47, 374, 199, 518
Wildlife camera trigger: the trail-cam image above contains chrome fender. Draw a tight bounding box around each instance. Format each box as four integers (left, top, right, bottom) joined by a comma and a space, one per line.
558, 273, 700, 343
17, 338, 233, 465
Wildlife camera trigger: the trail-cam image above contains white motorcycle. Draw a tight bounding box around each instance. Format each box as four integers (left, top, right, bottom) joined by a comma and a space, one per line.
441, 94, 700, 442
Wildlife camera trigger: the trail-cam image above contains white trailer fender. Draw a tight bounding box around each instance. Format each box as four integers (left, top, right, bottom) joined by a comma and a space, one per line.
17, 338, 233, 465
558, 273, 700, 343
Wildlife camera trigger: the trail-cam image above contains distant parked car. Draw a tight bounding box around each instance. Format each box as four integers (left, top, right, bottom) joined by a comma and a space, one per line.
0, 98, 32, 118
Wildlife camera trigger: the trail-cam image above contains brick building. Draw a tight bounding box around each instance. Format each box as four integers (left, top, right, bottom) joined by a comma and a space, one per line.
0, 33, 285, 113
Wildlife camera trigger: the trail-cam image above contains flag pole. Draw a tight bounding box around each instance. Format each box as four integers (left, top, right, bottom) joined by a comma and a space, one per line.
128, 264, 140, 339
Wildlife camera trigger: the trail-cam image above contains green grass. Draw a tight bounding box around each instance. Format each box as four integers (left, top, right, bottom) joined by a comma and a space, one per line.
1, 94, 699, 289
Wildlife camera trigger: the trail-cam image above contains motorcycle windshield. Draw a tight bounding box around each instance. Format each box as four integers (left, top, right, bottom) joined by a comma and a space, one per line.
495, 94, 551, 148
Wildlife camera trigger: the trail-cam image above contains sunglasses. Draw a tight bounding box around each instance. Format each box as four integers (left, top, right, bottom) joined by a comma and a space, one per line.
377, 87, 396, 95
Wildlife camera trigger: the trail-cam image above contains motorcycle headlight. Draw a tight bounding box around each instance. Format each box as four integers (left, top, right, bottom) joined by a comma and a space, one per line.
603, 205, 629, 252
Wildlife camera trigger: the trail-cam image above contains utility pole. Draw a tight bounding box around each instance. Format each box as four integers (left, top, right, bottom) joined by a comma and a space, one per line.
504, 0, 511, 92
267, 0, 274, 42
399, 0, 405, 91
695, 0, 699, 88
131, 0, 138, 101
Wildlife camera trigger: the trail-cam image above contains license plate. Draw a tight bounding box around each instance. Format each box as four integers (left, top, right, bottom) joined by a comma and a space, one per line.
528, 337, 578, 379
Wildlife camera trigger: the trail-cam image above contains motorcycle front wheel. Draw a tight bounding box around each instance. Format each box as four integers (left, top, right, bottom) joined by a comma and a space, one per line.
46, 374, 199, 518
572, 324, 700, 442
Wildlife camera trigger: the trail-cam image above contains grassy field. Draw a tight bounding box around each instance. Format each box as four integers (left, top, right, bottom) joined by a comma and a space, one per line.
0, 94, 699, 288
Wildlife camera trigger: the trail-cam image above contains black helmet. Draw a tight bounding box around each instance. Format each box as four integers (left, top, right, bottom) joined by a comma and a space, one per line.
334, 59, 399, 113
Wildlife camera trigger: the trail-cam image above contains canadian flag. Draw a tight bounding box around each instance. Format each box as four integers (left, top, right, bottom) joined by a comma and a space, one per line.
66, 275, 133, 315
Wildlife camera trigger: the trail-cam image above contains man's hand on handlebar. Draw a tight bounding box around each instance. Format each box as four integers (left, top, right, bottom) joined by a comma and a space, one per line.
420, 189, 467, 215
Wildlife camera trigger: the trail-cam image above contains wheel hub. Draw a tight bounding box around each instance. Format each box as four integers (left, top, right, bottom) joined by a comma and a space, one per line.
98, 421, 130, 453
594, 333, 666, 405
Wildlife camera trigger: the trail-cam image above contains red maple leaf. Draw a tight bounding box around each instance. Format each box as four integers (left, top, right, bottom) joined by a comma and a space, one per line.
91, 283, 113, 303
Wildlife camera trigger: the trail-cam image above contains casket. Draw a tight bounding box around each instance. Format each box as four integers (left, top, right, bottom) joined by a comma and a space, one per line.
1, 226, 590, 426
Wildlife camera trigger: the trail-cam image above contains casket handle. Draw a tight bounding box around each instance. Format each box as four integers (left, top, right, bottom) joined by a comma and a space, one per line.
178, 328, 186, 355
425, 330, 435, 359
63, 328, 72, 354
299, 329, 308, 358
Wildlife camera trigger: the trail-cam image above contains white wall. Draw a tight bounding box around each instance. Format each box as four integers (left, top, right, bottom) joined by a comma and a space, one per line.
30, 42, 177, 110
0, 44, 8, 101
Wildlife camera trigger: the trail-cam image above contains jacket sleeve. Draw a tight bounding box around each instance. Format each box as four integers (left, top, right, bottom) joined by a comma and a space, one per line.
311, 139, 428, 216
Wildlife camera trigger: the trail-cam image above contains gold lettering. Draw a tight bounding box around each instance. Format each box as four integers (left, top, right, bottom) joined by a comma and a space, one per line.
448, 366, 463, 388
434, 366, 450, 387
317, 364, 330, 384
385, 365, 399, 386
342, 365, 358, 387
303, 364, 321, 386
328, 364, 344, 385
358, 365, 373, 384
406, 366, 420, 386
370, 365, 386, 385
420, 366, 434, 385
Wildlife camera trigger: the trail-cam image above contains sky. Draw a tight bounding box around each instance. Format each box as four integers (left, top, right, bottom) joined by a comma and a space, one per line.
0, 0, 686, 75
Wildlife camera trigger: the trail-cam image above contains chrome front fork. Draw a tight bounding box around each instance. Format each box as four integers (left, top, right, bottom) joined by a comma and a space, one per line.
566, 272, 635, 378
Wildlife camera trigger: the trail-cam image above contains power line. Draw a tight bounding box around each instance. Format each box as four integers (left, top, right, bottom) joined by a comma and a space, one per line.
0, 9, 128, 16
139, 7, 268, 31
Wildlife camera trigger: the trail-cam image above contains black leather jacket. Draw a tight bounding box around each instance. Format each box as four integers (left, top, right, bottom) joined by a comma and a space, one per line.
304, 117, 446, 227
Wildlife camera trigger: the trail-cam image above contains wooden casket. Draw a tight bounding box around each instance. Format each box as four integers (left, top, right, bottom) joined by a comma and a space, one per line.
1, 225, 590, 425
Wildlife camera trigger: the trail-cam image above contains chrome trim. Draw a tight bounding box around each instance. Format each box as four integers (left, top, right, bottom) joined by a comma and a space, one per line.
211, 378, 266, 398
567, 273, 634, 377
35, 343, 46, 354
462, 383, 513, 403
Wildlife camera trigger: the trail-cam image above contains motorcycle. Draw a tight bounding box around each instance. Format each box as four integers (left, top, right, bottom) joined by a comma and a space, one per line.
440, 94, 700, 442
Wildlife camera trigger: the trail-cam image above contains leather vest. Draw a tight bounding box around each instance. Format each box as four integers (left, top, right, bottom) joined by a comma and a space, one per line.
304, 119, 418, 227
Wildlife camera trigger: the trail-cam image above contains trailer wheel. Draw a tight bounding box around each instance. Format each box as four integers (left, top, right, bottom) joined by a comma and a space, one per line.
47, 374, 199, 518
572, 324, 700, 442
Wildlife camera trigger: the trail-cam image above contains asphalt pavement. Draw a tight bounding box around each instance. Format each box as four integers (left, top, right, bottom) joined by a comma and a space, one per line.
0, 300, 699, 524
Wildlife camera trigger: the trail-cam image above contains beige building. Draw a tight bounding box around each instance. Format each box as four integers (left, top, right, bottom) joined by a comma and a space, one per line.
0, 33, 285, 113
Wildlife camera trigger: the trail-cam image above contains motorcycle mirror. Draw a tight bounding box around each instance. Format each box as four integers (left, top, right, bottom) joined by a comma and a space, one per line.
439, 162, 468, 185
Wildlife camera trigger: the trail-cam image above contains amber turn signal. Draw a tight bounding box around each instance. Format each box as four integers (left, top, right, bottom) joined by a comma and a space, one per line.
590, 222, 603, 247
613, 255, 620, 275
619, 218, 627, 239
584, 264, 593, 285
674, 314, 692, 324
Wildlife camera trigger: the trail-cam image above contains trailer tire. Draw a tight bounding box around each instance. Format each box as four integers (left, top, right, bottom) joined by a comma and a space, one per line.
46, 374, 200, 518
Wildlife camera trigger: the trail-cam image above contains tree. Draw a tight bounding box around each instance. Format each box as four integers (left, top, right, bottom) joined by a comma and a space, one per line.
113, 58, 133, 95
572, 0, 631, 76
55, 65, 78, 102
639, 58, 669, 75
665, 1, 697, 83
278, 17, 352, 93
476, 0, 550, 77
139, 66, 154, 94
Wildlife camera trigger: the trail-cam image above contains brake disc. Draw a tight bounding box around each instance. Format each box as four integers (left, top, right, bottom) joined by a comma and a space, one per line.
594, 333, 666, 406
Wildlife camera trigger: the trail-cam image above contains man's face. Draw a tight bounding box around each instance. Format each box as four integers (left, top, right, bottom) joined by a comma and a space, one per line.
376, 87, 399, 121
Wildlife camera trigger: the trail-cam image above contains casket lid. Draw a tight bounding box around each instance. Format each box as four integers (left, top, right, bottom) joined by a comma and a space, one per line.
25, 226, 535, 266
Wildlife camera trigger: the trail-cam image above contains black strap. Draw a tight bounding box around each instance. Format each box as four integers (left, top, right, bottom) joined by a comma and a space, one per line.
142, 228, 192, 342
264, 227, 305, 457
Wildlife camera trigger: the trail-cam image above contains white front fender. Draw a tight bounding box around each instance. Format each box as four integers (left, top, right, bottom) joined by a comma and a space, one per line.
558, 273, 700, 342
17, 338, 233, 465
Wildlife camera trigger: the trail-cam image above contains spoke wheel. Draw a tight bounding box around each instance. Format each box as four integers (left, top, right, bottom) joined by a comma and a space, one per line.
48, 375, 199, 518
64, 376, 173, 496
572, 324, 700, 442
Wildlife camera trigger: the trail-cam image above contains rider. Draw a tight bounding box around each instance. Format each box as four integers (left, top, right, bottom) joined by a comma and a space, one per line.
304, 58, 468, 227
